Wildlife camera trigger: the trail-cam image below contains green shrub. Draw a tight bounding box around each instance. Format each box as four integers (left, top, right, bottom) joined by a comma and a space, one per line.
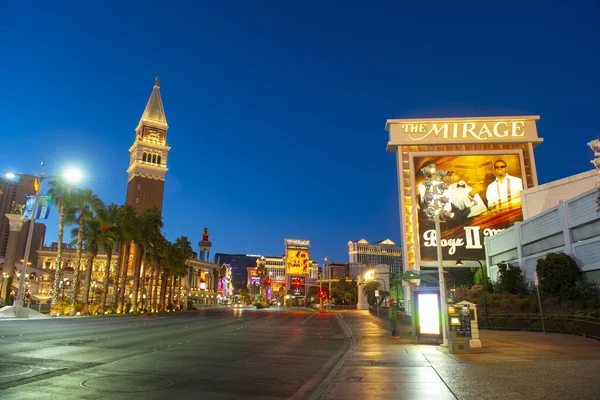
519, 299, 532, 311
536, 253, 581, 298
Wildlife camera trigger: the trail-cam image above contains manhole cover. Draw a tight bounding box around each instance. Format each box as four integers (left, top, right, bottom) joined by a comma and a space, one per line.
0, 364, 33, 377
81, 374, 176, 392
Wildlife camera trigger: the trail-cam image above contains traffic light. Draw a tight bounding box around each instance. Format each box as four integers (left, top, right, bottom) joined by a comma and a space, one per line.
265, 278, 272, 285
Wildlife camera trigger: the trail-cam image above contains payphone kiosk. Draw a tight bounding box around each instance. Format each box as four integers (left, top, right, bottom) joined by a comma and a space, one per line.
448, 303, 471, 353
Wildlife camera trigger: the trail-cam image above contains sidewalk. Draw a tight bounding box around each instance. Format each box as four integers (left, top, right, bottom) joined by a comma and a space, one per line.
315, 310, 600, 400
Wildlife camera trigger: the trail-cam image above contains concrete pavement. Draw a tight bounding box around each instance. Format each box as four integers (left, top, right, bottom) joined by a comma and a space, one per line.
313, 310, 600, 400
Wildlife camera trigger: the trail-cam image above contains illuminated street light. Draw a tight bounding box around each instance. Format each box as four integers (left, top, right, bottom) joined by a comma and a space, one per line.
4, 162, 82, 311
421, 165, 454, 346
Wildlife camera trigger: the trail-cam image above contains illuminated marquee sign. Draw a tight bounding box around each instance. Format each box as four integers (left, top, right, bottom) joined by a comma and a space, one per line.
284, 238, 311, 248
386, 116, 542, 146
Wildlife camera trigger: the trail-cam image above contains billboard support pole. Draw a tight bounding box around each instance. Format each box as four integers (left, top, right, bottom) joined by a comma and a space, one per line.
435, 215, 449, 347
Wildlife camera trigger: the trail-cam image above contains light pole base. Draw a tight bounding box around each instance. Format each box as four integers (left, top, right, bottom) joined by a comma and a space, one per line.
0, 304, 49, 319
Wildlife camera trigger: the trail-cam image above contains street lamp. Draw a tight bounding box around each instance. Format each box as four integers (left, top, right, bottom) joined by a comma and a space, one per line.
60, 278, 71, 301
4, 162, 82, 309
455, 259, 489, 329
90, 281, 97, 304
421, 164, 454, 346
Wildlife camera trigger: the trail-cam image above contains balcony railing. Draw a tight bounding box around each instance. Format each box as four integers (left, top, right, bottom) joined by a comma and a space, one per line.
480, 314, 600, 340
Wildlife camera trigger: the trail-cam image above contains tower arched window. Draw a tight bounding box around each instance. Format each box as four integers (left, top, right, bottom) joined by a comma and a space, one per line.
157, 155, 161, 165
152, 154, 157, 164
142, 152, 147, 162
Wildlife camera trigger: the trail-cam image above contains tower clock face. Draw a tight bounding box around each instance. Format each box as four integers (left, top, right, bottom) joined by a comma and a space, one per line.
148, 130, 161, 141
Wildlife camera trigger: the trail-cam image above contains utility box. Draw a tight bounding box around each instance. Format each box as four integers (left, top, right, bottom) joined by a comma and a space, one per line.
448, 303, 472, 354
449, 338, 471, 354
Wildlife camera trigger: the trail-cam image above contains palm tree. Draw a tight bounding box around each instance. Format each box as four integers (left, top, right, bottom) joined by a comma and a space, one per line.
156, 236, 192, 312
71, 216, 102, 309
172, 236, 192, 310
69, 189, 104, 306
98, 203, 119, 310
47, 180, 78, 307
114, 204, 138, 313
143, 230, 169, 311
131, 207, 163, 312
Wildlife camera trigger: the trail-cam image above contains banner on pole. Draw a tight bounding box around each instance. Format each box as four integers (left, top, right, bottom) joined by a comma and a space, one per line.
21, 195, 36, 221
37, 194, 52, 219
21, 194, 52, 221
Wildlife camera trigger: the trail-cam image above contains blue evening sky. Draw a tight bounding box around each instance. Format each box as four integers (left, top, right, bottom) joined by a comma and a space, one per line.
1, 1, 599, 264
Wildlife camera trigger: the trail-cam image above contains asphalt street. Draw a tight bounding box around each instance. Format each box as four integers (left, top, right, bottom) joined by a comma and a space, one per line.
0, 307, 349, 399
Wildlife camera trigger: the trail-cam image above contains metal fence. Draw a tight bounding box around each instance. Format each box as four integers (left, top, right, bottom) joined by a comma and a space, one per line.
481, 314, 600, 340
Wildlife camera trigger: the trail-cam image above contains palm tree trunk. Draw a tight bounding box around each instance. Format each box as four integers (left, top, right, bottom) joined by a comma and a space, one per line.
100, 249, 113, 309
131, 244, 143, 313
170, 274, 176, 310
82, 252, 95, 311
71, 216, 85, 306
177, 277, 183, 310
138, 250, 147, 311
112, 240, 124, 307
118, 242, 131, 312
51, 208, 65, 307
160, 270, 169, 311
152, 266, 160, 311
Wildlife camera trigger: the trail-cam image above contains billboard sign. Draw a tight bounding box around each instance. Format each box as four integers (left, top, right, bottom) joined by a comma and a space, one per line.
284, 238, 310, 249
415, 154, 524, 261
286, 249, 310, 275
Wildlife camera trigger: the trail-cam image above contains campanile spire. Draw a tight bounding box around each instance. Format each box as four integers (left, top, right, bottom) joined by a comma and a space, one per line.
125, 78, 171, 212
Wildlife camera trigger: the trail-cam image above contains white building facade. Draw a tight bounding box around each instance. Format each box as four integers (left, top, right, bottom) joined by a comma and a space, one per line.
485, 170, 600, 283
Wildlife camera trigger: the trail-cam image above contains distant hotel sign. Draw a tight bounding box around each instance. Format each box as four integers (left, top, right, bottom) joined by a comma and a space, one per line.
386, 116, 542, 148
284, 238, 310, 249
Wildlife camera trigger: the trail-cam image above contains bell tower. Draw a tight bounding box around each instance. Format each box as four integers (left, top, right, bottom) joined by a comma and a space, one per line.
126, 77, 171, 212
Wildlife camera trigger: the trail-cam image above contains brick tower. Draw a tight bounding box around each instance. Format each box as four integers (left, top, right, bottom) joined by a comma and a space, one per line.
125, 78, 170, 212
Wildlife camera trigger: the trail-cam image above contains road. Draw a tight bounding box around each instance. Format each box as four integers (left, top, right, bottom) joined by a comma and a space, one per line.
0, 307, 349, 399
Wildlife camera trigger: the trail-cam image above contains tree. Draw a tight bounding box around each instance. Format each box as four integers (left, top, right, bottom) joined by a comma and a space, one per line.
496, 262, 527, 295
389, 273, 404, 306
47, 179, 78, 307
362, 280, 379, 307
97, 203, 119, 310
114, 204, 138, 312
131, 207, 163, 312
69, 189, 104, 306
171, 236, 193, 310
331, 279, 357, 305
536, 252, 581, 298
72, 216, 102, 310
445, 268, 475, 290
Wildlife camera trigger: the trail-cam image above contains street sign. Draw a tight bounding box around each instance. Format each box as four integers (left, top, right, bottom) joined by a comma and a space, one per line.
534, 271, 539, 287
375, 290, 380, 297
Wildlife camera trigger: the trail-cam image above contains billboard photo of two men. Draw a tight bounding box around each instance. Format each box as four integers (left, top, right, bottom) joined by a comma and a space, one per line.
414, 154, 524, 261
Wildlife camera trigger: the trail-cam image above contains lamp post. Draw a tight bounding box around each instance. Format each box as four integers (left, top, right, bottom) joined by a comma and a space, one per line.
5, 163, 81, 310
421, 164, 454, 346
325, 257, 332, 311
90, 281, 97, 304
455, 259, 489, 329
